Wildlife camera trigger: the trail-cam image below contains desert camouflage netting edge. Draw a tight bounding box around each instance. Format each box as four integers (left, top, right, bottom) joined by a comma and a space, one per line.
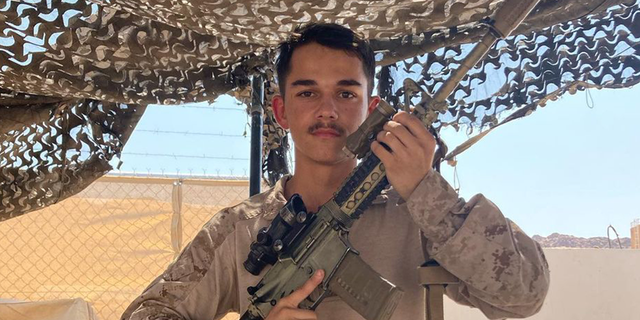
1, 0, 640, 220
1, 95, 145, 220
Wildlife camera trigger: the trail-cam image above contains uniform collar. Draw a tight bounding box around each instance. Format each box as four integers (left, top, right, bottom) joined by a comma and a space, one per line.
260, 175, 290, 221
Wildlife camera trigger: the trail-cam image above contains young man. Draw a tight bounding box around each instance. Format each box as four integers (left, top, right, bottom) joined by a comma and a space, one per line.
122, 23, 549, 320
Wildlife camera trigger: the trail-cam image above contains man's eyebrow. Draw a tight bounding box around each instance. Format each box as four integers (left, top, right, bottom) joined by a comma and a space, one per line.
337, 79, 362, 87
290, 79, 317, 87
289, 79, 362, 87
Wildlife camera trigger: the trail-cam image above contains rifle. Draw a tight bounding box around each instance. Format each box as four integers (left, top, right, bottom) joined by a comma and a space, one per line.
240, 1, 540, 319
241, 100, 401, 320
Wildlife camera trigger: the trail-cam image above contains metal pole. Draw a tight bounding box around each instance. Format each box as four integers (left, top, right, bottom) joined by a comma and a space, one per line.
249, 75, 264, 196
171, 180, 183, 259
430, 0, 541, 107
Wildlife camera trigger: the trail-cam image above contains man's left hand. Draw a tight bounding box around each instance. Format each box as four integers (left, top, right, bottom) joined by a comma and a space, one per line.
371, 111, 436, 201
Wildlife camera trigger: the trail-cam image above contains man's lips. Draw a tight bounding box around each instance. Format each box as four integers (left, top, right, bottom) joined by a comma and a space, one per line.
308, 122, 345, 138
312, 128, 341, 137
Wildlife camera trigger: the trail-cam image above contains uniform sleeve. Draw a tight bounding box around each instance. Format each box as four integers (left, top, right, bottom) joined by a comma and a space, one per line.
121, 209, 240, 320
405, 170, 550, 319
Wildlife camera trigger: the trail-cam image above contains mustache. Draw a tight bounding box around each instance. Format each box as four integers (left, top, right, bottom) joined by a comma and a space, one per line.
308, 122, 346, 136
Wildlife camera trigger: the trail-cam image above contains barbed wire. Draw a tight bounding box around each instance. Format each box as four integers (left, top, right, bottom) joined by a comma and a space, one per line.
107, 170, 249, 179
135, 129, 246, 138
122, 152, 249, 161
173, 104, 247, 111
74, 149, 249, 161
119, 167, 250, 178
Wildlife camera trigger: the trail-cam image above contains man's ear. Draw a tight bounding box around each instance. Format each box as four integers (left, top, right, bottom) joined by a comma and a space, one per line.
272, 94, 289, 129
367, 96, 381, 115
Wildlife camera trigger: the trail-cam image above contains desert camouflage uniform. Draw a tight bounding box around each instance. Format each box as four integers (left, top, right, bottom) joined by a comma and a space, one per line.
122, 170, 550, 320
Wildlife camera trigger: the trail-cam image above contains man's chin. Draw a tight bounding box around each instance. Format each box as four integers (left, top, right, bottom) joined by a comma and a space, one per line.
311, 153, 353, 166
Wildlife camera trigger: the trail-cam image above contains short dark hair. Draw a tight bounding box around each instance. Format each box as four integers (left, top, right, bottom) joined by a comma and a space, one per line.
276, 23, 376, 97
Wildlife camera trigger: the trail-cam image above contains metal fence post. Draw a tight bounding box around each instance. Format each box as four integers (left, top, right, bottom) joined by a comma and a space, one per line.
250, 75, 264, 196
171, 179, 184, 259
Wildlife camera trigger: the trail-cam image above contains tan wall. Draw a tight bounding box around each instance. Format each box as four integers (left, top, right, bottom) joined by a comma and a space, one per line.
0, 175, 249, 320
444, 248, 640, 320
632, 224, 639, 249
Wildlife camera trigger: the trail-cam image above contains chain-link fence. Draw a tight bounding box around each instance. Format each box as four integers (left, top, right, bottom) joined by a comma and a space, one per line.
0, 173, 250, 320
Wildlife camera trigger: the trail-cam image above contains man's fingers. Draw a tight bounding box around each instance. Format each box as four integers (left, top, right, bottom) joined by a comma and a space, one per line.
376, 130, 406, 155
271, 307, 319, 320
371, 141, 393, 163
384, 121, 422, 152
280, 269, 324, 307
392, 111, 434, 145
265, 271, 323, 320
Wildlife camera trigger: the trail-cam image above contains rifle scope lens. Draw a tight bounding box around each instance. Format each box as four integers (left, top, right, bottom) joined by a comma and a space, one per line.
243, 255, 266, 276
272, 239, 283, 252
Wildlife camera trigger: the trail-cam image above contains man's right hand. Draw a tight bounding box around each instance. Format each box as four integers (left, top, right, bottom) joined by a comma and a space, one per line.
264, 269, 325, 320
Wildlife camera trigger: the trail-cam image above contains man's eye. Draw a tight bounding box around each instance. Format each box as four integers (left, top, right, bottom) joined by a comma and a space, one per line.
339, 91, 356, 99
297, 91, 315, 98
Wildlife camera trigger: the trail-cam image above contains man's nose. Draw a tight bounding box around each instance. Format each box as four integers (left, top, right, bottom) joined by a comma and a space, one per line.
316, 95, 338, 120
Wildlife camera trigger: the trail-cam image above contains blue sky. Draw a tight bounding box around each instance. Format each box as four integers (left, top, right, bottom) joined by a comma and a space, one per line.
115, 95, 252, 177
115, 86, 640, 239
438, 86, 640, 239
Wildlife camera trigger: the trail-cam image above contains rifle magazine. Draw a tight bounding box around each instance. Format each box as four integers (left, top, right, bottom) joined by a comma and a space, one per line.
328, 251, 404, 320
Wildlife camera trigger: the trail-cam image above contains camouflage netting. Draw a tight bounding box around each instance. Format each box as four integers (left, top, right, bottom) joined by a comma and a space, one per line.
1, 90, 145, 220
379, 1, 640, 130
1, 0, 640, 220
379, 0, 640, 159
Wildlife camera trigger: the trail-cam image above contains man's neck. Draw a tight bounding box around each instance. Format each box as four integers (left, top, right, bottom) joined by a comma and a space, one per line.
284, 156, 356, 213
